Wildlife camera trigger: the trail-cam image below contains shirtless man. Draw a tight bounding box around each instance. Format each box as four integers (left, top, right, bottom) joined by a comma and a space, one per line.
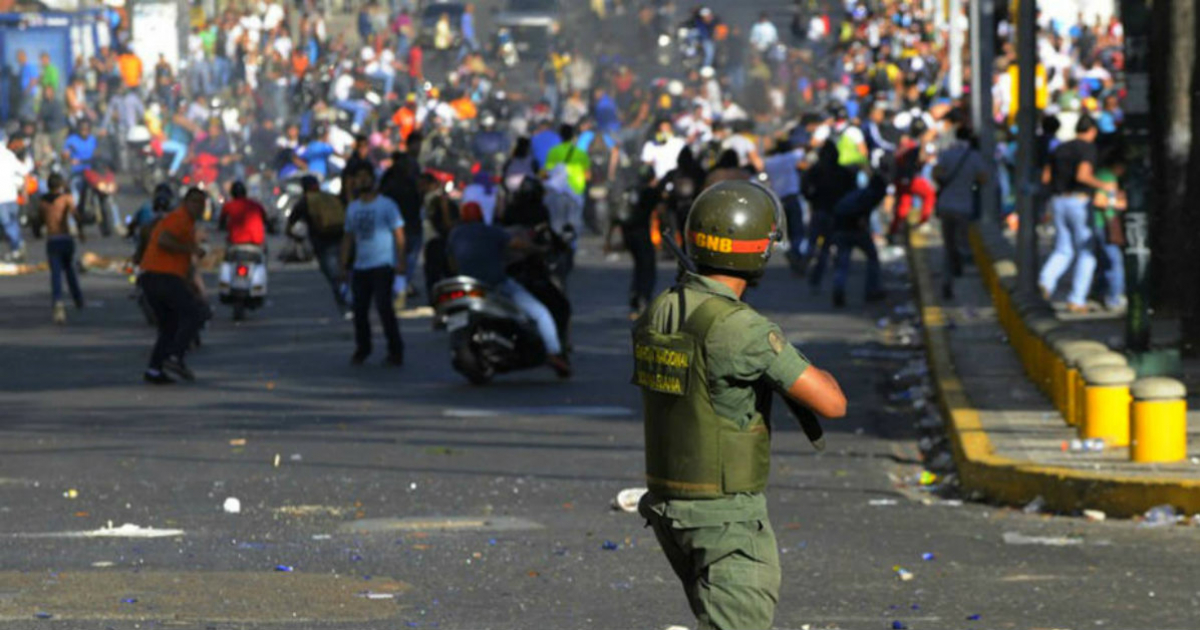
40, 173, 84, 323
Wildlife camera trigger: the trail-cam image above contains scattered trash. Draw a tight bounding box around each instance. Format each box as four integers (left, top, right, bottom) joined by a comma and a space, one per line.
1140, 504, 1180, 528
0, 261, 47, 276
274, 505, 346, 517
91, 561, 115, 567
1022, 496, 1046, 514
121, 598, 137, 604
273, 454, 281, 468
916, 414, 944, 430
63, 489, 78, 499
312, 534, 332, 540
229, 438, 247, 446
34, 611, 52, 619
893, 566, 914, 581
921, 552, 935, 561
869, 499, 899, 506
614, 488, 648, 513
289, 454, 303, 462
601, 540, 619, 551
359, 592, 395, 600
1083, 509, 1107, 522
223, 497, 242, 514
925, 451, 955, 472
274, 565, 295, 572
967, 614, 981, 621
918, 471, 938, 486
1002, 532, 1082, 546
891, 620, 908, 629
850, 348, 919, 361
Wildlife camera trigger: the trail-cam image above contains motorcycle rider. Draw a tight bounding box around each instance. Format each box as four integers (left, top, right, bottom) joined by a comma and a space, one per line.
63, 119, 98, 212
471, 113, 510, 164
218, 181, 270, 248
446, 202, 572, 378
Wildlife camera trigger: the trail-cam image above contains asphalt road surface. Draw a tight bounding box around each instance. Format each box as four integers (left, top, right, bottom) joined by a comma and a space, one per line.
1, 218, 1199, 629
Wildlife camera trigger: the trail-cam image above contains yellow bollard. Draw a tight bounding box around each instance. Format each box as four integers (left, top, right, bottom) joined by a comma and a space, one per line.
1081, 365, 1136, 446
1058, 342, 1109, 424
1028, 317, 1060, 394
1073, 351, 1126, 427
1131, 378, 1189, 463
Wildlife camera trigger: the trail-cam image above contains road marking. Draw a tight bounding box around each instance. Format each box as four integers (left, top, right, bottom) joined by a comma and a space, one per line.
0, 571, 408, 622
10, 523, 184, 539
443, 406, 634, 418
340, 516, 543, 534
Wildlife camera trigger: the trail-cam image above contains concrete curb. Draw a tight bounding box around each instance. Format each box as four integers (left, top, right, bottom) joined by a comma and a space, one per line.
907, 227, 1200, 517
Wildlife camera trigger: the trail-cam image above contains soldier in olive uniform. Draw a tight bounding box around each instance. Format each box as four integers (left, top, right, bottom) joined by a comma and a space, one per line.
633, 181, 848, 630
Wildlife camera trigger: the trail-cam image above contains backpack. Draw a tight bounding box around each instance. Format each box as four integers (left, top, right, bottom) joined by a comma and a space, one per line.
305, 191, 345, 236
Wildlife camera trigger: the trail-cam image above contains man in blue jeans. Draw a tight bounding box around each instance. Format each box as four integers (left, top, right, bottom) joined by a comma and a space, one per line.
0, 134, 33, 262
446, 203, 572, 377
830, 169, 889, 308
290, 175, 350, 316
340, 164, 406, 366
1038, 116, 1116, 313
39, 174, 84, 323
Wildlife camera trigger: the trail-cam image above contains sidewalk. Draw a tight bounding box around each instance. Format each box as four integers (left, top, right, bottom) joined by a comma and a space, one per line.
909, 224, 1200, 517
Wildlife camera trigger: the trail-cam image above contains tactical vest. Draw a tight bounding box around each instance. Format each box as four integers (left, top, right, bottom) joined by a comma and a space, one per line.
633, 292, 771, 500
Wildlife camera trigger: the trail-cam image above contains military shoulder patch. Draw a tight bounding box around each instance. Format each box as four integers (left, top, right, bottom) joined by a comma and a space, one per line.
768, 330, 786, 354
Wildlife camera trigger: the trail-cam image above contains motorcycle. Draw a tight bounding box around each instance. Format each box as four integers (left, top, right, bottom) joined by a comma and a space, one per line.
82, 163, 123, 237
433, 276, 550, 385
218, 244, 268, 321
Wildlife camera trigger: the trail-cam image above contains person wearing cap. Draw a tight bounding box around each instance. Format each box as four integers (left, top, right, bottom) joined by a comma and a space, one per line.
391, 94, 418, 143
446, 201, 572, 377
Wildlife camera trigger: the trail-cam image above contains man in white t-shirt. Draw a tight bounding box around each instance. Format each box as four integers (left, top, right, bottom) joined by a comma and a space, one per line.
332, 65, 371, 132
363, 46, 396, 97
640, 119, 686, 184
262, 0, 285, 33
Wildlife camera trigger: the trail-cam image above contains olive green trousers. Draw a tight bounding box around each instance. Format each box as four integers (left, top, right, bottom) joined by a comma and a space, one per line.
640, 493, 782, 630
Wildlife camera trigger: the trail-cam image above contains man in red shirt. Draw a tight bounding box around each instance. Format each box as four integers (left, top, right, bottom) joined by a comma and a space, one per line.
219, 181, 270, 246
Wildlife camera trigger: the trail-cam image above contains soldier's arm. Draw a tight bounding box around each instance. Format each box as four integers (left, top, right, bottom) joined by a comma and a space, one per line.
783, 367, 847, 419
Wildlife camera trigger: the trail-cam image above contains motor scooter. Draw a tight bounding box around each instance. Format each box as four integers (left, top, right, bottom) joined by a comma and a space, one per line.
433, 276, 553, 385
82, 162, 123, 237
218, 245, 268, 321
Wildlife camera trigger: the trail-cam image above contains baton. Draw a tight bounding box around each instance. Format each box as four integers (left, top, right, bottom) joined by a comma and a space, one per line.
660, 228, 826, 451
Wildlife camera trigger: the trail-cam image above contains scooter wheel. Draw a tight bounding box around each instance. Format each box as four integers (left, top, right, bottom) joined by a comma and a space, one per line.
452, 340, 492, 385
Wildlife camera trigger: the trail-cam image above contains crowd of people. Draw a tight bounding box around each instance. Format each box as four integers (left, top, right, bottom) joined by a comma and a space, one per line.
0, 0, 1130, 382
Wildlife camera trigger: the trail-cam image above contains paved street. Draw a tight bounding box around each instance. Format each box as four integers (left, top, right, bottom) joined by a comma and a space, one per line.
1, 229, 1198, 629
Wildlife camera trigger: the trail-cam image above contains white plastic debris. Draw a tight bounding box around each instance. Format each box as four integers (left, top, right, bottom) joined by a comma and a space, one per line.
1022, 496, 1046, 514
868, 499, 899, 506
223, 497, 242, 514
1083, 509, 1107, 522
1002, 532, 1083, 546
615, 488, 649, 513
1141, 504, 1180, 528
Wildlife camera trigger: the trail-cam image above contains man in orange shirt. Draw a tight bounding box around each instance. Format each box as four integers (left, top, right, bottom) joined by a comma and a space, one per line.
391, 94, 417, 143
139, 188, 207, 384
117, 49, 142, 89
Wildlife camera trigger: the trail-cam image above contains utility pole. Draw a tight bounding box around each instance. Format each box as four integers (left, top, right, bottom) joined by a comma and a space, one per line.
970, 0, 997, 224
1014, 0, 1038, 296
948, 0, 963, 99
